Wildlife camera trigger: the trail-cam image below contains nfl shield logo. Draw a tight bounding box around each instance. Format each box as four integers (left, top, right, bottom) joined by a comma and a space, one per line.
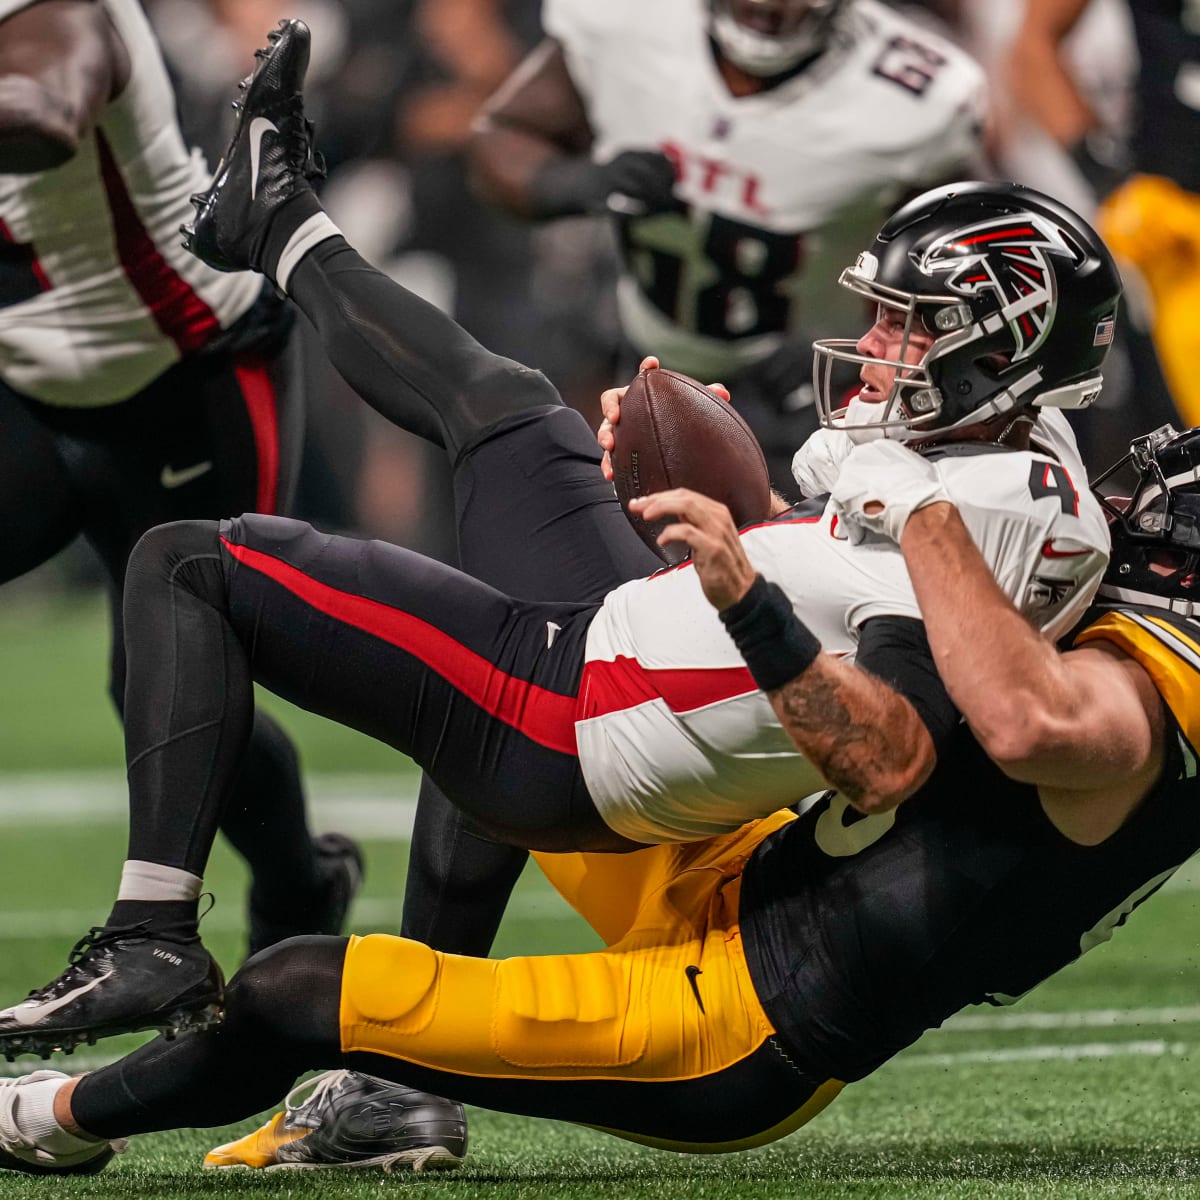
1093, 316, 1116, 347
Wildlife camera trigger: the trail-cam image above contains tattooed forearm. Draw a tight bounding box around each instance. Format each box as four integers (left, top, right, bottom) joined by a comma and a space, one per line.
767, 657, 935, 813
771, 671, 877, 803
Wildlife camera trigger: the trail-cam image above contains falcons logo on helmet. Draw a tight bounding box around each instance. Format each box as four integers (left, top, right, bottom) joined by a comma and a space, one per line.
916, 215, 1079, 363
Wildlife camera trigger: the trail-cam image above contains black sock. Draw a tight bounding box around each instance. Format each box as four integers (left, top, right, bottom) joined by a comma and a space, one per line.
258, 191, 326, 283
105, 899, 200, 941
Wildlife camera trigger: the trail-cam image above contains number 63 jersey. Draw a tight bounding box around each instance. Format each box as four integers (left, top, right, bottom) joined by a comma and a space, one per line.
543, 0, 986, 380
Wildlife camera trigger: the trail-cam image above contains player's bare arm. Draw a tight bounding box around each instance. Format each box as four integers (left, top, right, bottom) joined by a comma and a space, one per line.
1005, 0, 1096, 147
630, 486, 937, 813
467, 39, 594, 216
899, 502, 1166, 842
0, 0, 129, 173
469, 38, 675, 219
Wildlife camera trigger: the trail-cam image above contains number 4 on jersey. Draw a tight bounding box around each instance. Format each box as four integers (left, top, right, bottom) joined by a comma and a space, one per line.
1029, 461, 1080, 516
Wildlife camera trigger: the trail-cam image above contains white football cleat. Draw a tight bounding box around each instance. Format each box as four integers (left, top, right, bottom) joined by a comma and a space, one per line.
0, 1070, 127, 1175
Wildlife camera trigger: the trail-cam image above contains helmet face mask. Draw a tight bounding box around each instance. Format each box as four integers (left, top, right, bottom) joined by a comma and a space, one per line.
812, 272, 975, 444
708, 0, 845, 76
1095, 425, 1200, 612
812, 182, 1121, 445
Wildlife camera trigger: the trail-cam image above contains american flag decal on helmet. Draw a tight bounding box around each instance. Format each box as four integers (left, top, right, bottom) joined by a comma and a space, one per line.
917, 214, 1080, 364
1093, 315, 1116, 347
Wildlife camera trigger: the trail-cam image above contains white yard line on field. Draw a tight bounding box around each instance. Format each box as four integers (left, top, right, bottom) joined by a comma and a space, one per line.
0, 890, 573, 940
897, 1039, 1191, 1069
0, 772, 420, 838
7, 774, 1200, 888
0, 1053, 117, 1078
941, 1005, 1200, 1032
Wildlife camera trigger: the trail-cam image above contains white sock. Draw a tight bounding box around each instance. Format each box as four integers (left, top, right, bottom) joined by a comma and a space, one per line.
117, 860, 203, 903
13, 1075, 102, 1152
275, 211, 341, 293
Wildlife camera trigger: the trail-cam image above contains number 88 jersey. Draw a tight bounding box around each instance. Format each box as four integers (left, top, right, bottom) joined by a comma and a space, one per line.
543, 0, 987, 381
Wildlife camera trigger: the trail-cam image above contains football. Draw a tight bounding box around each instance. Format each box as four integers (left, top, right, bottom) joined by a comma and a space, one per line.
611, 367, 771, 561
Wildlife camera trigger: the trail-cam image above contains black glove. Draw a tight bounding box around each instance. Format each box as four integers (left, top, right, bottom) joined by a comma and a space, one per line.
727, 340, 823, 495
530, 149, 677, 219
735, 339, 817, 416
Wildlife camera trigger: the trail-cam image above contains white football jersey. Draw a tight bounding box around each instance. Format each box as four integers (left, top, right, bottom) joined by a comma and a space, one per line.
543, 0, 986, 379
576, 436, 1108, 843
0, 0, 261, 407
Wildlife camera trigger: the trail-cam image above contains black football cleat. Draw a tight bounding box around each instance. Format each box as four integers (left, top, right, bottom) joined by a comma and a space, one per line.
0, 1072, 128, 1175
0, 924, 223, 1061
204, 1071, 467, 1172
246, 832, 366, 959
181, 19, 324, 274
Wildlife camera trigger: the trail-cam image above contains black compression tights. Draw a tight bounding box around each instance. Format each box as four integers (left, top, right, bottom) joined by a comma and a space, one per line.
120, 520, 253, 875
71, 938, 347, 1137
287, 238, 562, 461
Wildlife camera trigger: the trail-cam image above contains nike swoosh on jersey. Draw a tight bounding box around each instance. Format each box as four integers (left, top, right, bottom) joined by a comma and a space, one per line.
1041, 539, 1093, 559
5, 970, 114, 1026
249, 117, 279, 201
546, 621, 562, 648
161, 461, 214, 489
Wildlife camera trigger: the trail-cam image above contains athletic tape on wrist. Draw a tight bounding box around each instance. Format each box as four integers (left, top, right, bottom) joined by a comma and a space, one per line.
720, 575, 821, 692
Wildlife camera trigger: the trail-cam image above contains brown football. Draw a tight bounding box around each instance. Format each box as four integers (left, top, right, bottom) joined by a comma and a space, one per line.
611, 367, 771, 562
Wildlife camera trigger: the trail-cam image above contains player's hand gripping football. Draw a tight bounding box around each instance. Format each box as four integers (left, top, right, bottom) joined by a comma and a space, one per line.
830, 440, 953, 545
627, 489, 756, 612
597, 357, 731, 482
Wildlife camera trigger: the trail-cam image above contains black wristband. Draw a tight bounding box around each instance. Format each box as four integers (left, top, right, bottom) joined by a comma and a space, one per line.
719, 574, 821, 692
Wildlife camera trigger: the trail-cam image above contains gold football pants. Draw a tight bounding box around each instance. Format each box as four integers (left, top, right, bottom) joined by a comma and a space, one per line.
338, 812, 843, 1151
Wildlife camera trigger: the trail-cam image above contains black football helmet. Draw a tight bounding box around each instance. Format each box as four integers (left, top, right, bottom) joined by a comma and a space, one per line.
707, 0, 847, 76
812, 181, 1123, 444
1093, 425, 1200, 613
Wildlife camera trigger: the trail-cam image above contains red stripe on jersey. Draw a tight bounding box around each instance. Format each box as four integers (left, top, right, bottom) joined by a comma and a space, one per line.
97, 133, 219, 356
234, 358, 280, 513
220, 538, 580, 754
0, 217, 51, 293
580, 655, 756, 717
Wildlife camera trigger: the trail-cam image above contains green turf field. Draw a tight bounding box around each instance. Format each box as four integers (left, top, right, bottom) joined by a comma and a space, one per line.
2, 593, 1200, 1198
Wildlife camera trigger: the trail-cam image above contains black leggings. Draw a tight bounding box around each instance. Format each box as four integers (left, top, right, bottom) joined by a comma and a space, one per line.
0, 329, 321, 907
122, 506, 636, 866
282, 238, 662, 952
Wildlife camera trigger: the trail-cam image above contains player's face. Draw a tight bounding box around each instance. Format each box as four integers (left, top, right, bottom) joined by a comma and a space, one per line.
853, 304, 936, 404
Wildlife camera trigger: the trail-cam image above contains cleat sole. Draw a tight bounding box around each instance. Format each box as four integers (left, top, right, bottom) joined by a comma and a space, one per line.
266, 1146, 465, 1173
0, 1000, 222, 1060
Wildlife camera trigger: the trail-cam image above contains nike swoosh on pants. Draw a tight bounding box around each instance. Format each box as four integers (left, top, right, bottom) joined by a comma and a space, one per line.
161, 461, 214, 489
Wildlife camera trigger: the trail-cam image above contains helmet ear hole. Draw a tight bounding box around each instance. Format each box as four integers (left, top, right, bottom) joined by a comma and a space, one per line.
978, 352, 1013, 378
1147, 548, 1192, 578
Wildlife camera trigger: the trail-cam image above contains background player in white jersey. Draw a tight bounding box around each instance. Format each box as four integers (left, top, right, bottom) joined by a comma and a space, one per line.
0, 24, 1123, 1061
0, 2, 362, 973
469, 0, 987, 485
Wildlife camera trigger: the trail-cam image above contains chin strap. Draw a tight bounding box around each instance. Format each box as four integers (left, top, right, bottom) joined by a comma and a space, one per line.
1095, 586, 1200, 617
